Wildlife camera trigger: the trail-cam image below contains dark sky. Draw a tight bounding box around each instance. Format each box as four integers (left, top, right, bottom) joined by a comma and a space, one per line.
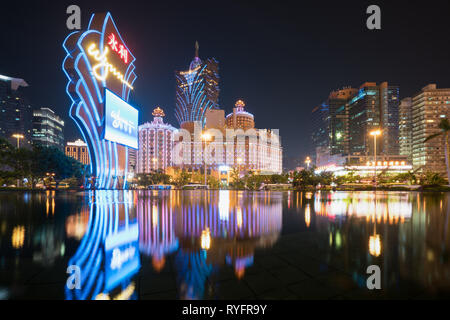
2, 0, 450, 168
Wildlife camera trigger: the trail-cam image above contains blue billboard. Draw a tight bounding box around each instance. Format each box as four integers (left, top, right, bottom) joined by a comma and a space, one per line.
104, 89, 139, 149
104, 223, 140, 292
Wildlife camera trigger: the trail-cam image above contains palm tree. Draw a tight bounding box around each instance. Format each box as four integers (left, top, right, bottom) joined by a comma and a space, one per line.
424, 118, 450, 183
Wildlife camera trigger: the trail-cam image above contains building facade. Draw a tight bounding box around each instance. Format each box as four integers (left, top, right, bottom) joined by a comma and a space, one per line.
173, 100, 283, 176
0, 74, 32, 147
412, 84, 450, 176
137, 107, 176, 174
32, 107, 65, 150
175, 42, 220, 132
347, 82, 399, 156
65, 139, 90, 166
225, 100, 255, 131
399, 97, 413, 160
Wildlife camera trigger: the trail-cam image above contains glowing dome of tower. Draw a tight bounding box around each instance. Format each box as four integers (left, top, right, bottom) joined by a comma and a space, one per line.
235, 100, 246, 109
152, 106, 165, 118
189, 41, 202, 70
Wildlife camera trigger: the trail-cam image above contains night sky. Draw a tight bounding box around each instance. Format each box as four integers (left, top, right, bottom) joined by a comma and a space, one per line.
2, 0, 450, 168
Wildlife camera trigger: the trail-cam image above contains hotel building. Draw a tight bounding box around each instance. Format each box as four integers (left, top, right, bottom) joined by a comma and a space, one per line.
399, 97, 413, 160
65, 139, 90, 165
137, 107, 176, 173
347, 82, 399, 156
32, 107, 65, 150
173, 100, 283, 178
411, 84, 450, 176
175, 42, 220, 132
0, 74, 32, 147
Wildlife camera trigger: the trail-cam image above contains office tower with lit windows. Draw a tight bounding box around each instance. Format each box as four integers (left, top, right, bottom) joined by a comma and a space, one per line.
399, 97, 413, 160
412, 84, 450, 177
32, 107, 65, 150
65, 139, 90, 166
138, 107, 176, 173
347, 82, 399, 156
0, 74, 32, 147
311, 87, 358, 166
175, 42, 220, 132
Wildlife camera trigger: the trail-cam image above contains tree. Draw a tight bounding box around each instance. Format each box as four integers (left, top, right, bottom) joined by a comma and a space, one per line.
230, 167, 245, 189
174, 171, 190, 188
424, 118, 450, 183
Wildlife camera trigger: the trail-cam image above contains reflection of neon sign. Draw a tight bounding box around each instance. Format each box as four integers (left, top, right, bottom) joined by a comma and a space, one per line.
87, 43, 134, 89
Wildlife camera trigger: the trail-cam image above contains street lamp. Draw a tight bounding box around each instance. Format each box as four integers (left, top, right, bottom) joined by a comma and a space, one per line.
12, 134, 24, 188
12, 133, 24, 149
370, 129, 382, 186
201, 133, 211, 187
305, 156, 311, 169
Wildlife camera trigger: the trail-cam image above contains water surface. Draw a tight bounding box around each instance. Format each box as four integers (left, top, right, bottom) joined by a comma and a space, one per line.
0, 190, 449, 299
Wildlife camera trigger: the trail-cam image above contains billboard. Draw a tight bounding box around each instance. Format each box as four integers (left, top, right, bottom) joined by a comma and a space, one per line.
104, 89, 138, 149
104, 223, 140, 292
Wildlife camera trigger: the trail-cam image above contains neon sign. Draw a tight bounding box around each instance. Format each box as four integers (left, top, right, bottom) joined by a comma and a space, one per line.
108, 33, 129, 64
87, 43, 134, 89
62, 12, 137, 189
104, 89, 138, 149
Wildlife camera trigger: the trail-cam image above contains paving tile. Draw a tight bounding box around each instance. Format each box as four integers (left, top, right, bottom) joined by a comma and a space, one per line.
288, 278, 340, 299
243, 271, 285, 295
139, 273, 177, 296
141, 290, 177, 300
269, 266, 310, 285
215, 279, 255, 300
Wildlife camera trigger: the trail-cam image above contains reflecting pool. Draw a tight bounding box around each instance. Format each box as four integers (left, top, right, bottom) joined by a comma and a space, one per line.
0, 190, 449, 299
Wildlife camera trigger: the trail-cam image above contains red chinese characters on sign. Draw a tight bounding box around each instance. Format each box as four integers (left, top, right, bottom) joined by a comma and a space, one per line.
107, 33, 128, 64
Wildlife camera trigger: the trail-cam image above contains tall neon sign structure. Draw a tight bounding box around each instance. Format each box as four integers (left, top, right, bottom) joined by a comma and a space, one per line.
62, 12, 138, 189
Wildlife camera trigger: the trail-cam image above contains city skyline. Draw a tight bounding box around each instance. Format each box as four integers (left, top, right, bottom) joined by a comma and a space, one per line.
2, 1, 450, 164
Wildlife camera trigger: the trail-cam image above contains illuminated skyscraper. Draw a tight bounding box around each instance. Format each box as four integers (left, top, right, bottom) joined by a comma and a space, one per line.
412, 84, 450, 176
32, 107, 65, 150
137, 107, 176, 173
399, 97, 413, 160
225, 100, 255, 131
175, 42, 220, 132
0, 74, 32, 147
347, 82, 399, 156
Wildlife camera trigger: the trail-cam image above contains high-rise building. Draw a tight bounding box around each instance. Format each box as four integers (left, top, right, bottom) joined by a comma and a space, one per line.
0, 74, 32, 147
175, 42, 220, 132
399, 97, 413, 160
65, 139, 90, 165
225, 100, 255, 131
173, 100, 283, 176
137, 107, 176, 173
32, 107, 65, 150
311, 87, 357, 164
412, 84, 450, 176
347, 82, 399, 156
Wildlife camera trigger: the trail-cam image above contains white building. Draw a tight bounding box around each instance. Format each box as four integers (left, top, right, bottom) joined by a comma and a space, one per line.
137, 107, 176, 173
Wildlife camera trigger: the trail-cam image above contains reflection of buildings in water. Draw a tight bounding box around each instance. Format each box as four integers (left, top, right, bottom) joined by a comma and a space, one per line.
314, 191, 412, 223
65, 191, 140, 300
311, 191, 450, 294
65, 206, 90, 240
172, 190, 283, 299
137, 191, 179, 272
398, 193, 450, 292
